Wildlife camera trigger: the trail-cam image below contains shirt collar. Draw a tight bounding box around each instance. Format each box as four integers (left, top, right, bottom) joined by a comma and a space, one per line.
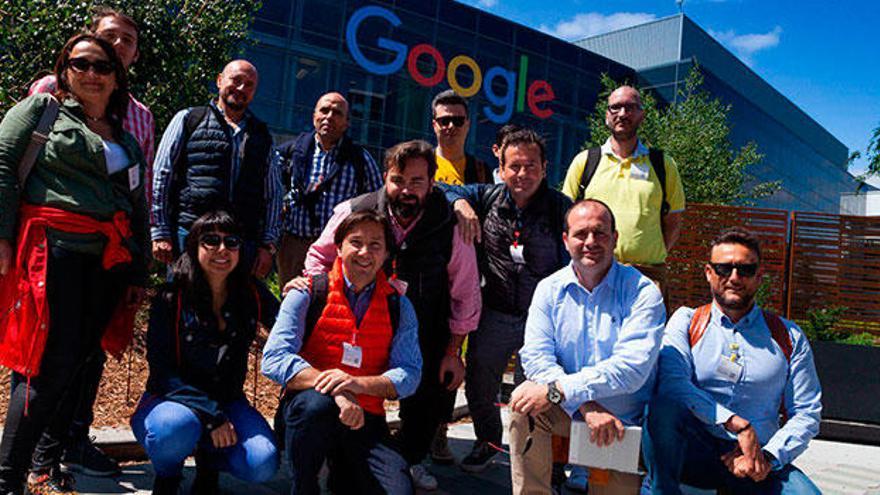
314, 133, 340, 154
710, 301, 762, 329
342, 272, 376, 296
561, 260, 619, 296
211, 100, 249, 131
601, 138, 649, 161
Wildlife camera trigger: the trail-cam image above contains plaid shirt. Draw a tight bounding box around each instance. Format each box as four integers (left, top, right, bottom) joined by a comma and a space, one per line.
279, 135, 383, 237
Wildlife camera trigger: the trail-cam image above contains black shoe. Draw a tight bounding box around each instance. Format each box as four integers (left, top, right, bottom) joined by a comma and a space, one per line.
460, 441, 497, 473
61, 436, 120, 477
191, 465, 219, 495
152, 475, 181, 495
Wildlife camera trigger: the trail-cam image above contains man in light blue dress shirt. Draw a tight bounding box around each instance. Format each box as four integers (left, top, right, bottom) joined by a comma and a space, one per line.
507, 199, 666, 494
643, 227, 822, 494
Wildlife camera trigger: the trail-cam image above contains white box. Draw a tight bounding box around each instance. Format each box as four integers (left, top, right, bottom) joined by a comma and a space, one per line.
568, 420, 643, 474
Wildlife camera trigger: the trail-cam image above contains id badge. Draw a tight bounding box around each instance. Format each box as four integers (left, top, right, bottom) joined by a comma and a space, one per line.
716, 355, 743, 382
630, 162, 650, 181
342, 342, 363, 369
128, 165, 140, 191
509, 244, 526, 264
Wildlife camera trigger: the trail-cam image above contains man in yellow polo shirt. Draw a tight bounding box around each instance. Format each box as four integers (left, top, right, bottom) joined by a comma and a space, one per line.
562, 85, 685, 292
432, 89, 494, 186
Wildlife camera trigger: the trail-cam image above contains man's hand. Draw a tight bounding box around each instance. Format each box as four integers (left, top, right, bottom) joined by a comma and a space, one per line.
0, 239, 12, 277
725, 416, 760, 464
579, 401, 625, 447
152, 239, 174, 263
453, 199, 481, 244
314, 369, 363, 396
210, 421, 237, 448
509, 380, 552, 415
252, 246, 273, 279
282, 275, 310, 296
438, 352, 465, 391
124, 286, 146, 309
334, 393, 365, 430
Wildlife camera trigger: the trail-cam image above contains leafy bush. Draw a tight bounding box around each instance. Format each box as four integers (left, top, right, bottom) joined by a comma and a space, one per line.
800, 305, 849, 342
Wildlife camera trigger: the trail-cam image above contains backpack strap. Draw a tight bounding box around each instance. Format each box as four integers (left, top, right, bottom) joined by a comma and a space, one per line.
762, 310, 793, 362
18, 95, 60, 187
577, 147, 602, 199
387, 291, 401, 336
303, 273, 329, 345
687, 304, 713, 347
647, 148, 669, 216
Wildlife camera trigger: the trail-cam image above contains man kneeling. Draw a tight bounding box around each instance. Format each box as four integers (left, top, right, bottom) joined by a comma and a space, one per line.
643, 227, 822, 494
262, 210, 421, 494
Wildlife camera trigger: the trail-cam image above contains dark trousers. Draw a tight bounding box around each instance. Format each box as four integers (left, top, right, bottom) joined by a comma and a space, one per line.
282, 389, 412, 495
0, 247, 125, 493
399, 351, 447, 465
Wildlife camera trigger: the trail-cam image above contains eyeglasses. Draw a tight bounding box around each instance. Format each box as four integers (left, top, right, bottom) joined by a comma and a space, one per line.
709, 262, 759, 278
200, 234, 242, 251
434, 115, 467, 128
67, 57, 115, 75
607, 103, 641, 114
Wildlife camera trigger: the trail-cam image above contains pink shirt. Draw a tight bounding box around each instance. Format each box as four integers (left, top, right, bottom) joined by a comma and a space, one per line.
304, 199, 481, 335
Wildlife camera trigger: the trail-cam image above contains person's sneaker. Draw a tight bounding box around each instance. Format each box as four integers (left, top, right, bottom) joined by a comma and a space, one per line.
409, 464, 438, 491
429, 424, 454, 465
460, 441, 497, 473
564, 466, 589, 493
26, 470, 78, 495
61, 436, 121, 477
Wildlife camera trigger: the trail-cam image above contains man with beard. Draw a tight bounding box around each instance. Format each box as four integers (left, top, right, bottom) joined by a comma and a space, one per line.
642, 228, 822, 494
272, 92, 382, 286
301, 139, 481, 491
438, 128, 571, 473
560, 85, 685, 299
151, 60, 282, 277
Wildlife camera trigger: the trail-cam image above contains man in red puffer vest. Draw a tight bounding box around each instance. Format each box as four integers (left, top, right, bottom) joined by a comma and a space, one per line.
262, 210, 422, 495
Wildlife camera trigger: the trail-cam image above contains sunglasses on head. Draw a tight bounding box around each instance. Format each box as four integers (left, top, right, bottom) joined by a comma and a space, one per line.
67, 57, 115, 75
709, 262, 758, 278
434, 115, 467, 128
199, 233, 242, 251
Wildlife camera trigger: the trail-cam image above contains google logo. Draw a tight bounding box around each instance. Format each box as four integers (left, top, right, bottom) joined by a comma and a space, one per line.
346, 5, 556, 124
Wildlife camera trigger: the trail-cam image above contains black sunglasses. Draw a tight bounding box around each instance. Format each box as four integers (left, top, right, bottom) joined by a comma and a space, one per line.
709, 262, 758, 278
434, 115, 467, 128
67, 57, 115, 75
200, 234, 243, 251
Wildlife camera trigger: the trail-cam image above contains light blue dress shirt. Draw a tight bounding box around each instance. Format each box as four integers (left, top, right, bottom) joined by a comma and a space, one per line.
261, 280, 422, 399
658, 303, 822, 467
520, 261, 666, 424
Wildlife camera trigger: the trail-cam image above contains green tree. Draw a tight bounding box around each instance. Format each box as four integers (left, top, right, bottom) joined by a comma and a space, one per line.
0, 0, 262, 129
863, 123, 880, 181
586, 67, 780, 205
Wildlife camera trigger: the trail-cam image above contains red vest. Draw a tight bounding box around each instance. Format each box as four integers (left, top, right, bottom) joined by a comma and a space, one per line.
300, 259, 395, 416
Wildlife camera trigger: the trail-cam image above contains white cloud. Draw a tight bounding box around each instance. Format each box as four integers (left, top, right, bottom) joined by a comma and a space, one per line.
477, 0, 498, 7
709, 26, 782, 65
539, 12, 657, 41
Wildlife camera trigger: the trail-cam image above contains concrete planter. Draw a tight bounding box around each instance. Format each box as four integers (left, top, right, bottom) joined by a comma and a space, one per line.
812, 341, 880, 425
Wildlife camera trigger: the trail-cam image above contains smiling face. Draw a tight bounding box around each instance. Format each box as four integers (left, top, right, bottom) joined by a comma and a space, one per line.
499, 142, 546, 204
197, 230, 240, 281
216, 60, 258, 112
563, 202, 618, 276
706, 242, 762, 313
337, 220, 389, 289
385, 157, 432, 222
64, 40, 118, 107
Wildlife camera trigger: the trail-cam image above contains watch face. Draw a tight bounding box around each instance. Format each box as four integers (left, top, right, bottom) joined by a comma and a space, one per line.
548, 384, 562, 404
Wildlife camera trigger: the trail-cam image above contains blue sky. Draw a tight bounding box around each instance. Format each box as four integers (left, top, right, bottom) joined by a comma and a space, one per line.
458, 0, 880, 184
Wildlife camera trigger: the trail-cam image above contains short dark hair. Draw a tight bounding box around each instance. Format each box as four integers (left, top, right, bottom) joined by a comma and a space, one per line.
499, 128, 546, 166
383, 139, 437, 177
432, 89, 468, 117
495, 124, 522, 147
333, 210, 395, 254
564, 199, 617, 233
710, 227, 762, 262
88, 7, 139, 38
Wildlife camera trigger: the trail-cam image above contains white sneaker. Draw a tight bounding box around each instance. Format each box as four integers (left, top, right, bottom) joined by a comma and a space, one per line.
410, 464, 438, 491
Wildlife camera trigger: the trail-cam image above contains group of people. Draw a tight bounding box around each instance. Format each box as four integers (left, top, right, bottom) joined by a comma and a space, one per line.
0, 6, 824, 495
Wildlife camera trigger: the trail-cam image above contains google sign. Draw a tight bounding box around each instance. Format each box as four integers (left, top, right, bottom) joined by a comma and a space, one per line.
346, 5, 556, 124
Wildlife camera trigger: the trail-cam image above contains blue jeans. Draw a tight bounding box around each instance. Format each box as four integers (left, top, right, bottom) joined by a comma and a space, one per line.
281, 389, 412, 495
131, 394, 277, 481
642, 398, 821, 495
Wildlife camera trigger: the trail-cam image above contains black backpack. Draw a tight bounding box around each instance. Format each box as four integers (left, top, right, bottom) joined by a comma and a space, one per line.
577, 146, 669, 216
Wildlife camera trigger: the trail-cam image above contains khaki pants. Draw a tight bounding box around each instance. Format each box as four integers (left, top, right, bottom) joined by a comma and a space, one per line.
509, 407, 642, 495
277, 233, 317, 287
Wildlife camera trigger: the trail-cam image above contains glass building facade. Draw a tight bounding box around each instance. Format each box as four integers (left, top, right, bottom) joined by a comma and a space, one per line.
245, 0, 633, 186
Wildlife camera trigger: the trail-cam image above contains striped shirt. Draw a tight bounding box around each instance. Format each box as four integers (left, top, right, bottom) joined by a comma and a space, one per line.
279, 135, 383, 237
151, 102, 283, 244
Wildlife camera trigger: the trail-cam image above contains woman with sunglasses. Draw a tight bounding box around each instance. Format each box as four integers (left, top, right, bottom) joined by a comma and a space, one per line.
0, 33, 149, 493
132, 211, 279, 494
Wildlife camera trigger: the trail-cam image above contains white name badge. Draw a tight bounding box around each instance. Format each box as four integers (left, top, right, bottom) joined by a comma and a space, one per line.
510, 244, 526, 264
128, 165, 140, 191
716, 355, 743, 383
630, 162, 650, 181
342, 342, 363, 368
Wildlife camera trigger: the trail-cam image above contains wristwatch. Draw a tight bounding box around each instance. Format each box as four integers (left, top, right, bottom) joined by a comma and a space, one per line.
546, 382, 563, 405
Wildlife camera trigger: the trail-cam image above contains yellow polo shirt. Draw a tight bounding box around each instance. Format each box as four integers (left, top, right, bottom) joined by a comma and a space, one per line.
561, 139, 685, 264
434, 153, 467, 185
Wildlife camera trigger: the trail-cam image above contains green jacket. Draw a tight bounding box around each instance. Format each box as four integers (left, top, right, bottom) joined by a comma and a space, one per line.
0, 93, 149, 285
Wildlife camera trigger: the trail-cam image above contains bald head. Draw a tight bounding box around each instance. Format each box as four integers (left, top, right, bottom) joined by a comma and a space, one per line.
608, 85, 641, 107
313, 91, 350, 147
216, 59, 258, 115
222, 59, 258, 80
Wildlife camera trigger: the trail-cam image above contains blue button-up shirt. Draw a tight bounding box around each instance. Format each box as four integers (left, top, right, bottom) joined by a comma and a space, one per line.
261, 279, 422, 399
658, 304, 822, 467
520, 261, 665, 424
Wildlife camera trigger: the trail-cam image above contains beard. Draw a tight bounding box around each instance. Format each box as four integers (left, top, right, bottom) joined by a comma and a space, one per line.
390, 193, 423, 220
221, 91, 247, 112
712, 285, 756, 312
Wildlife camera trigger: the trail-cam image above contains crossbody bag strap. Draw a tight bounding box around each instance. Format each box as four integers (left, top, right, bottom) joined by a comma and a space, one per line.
18, 96, 60, 187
